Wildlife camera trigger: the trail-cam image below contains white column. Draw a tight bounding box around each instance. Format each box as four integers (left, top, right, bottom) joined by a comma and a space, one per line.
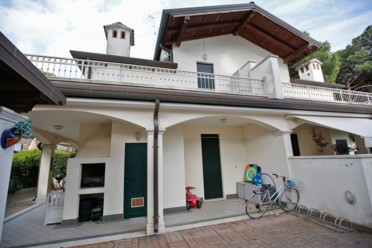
0, 107, 28, 242
146, 129, 165, 235
36, 144, 56, 204
272, 130, 293, 177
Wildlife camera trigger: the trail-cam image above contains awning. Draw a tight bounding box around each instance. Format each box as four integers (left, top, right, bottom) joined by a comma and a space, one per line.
293, 115, 372, 147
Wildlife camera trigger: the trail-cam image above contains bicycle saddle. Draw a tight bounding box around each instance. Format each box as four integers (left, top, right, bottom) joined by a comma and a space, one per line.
261, 184, 271, 189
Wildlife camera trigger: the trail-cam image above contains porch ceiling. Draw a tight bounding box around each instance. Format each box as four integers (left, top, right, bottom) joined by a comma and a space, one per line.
26, 110, 113, 142
154, 2, 322, 64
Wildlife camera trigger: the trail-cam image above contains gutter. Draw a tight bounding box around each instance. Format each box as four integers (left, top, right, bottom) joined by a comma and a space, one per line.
153, 99, 160, 233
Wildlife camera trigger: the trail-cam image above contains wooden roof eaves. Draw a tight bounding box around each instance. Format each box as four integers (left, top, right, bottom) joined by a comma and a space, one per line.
175, 16, 190, 47
154, 3, 322, 61
233, 10, 256, 36
0, 32, 66, 111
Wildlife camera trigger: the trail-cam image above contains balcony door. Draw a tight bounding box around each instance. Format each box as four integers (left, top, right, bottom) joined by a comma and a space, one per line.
197, 63, 215, 89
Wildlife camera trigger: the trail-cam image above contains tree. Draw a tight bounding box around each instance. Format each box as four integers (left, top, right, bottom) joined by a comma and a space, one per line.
290, 41, 340, 83
8, 149, 75, 193
9, 149, 41, 193
52, 150, 76, 177
336, 25, 372, 92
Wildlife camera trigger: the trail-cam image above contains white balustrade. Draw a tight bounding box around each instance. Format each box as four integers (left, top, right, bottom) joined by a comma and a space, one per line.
282, 82, 372, 105
26, 54, 266, 97
26, 54, 372, 105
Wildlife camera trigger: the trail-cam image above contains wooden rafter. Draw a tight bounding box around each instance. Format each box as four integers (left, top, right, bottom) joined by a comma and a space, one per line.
166, 21, 240, 45
175, 16, 190, 47
243, 23, 295, 52
233, 10, 256, 36
284, 43, 313, 64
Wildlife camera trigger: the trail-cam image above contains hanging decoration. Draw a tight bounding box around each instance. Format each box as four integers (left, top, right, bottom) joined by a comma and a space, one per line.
1, 121, 33, 149
244, 164, 261, 182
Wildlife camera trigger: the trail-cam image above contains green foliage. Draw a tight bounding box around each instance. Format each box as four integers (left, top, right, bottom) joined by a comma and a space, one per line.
10, 149, 41, 192
290, 41, 340, 83
9, 149, 75, 194
40, 70, 56, 77
52, 150, 76, 177
336, 25, 372, 91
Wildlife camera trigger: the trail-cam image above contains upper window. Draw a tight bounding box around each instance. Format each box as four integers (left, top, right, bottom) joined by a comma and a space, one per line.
112, 30, 118, 38
197, 63, 215, 89
121, 31, 126, 39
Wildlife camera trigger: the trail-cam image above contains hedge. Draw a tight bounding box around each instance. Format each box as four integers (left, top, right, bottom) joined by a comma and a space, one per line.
8, 149, 75, 194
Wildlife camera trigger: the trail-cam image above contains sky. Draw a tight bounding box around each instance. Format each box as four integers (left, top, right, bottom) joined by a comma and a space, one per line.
0, 0, 371, 60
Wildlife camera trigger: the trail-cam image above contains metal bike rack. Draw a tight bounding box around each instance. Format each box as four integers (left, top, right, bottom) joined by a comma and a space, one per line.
291, 205, 353, 233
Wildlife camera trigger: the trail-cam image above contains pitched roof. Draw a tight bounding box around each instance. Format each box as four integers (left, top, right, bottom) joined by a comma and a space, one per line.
0, 32, 66, 113
70, 50, 178, 69
154, 2, 322, 65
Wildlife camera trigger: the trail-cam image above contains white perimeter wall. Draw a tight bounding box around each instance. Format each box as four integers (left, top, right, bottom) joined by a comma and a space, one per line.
289, 155, 372, 228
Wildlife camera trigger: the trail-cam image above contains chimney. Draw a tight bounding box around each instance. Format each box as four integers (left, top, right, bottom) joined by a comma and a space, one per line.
298, 58, 325, 82
103, 22, 134, 57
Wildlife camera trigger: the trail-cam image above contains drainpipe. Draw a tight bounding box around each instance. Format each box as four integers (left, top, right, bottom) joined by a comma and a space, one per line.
159, 44, 173, 62
153, 99, 160, 233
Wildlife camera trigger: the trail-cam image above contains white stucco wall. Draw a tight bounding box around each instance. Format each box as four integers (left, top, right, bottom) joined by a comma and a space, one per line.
163, 126, 186, 209
77, 123, 111, 157
63, 157, 110, 220
289, 155, 372, 228
106, 29, 131, 57
109, 121, 147, 215
244, 124, 291, 177
183, 125, 252, 199
173, 35, 269, 76
63, 120, 148, 221
172, 34, 290, 83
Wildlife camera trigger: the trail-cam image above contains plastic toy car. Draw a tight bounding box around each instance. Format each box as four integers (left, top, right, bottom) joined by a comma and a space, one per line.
186, 186, 202, 210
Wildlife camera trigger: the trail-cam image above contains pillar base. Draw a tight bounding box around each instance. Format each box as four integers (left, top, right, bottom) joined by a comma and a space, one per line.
146, 222, 165, 235
35, 198, 46, 204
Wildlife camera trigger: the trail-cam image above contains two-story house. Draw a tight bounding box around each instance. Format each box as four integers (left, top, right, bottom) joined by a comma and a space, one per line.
25, 3, 372, 234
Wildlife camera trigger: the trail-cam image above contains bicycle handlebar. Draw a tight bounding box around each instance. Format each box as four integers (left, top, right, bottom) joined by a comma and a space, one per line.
272, 173, 287, 181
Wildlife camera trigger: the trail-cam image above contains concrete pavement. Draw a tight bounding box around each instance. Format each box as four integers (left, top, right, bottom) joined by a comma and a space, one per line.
69, 214, 372, 248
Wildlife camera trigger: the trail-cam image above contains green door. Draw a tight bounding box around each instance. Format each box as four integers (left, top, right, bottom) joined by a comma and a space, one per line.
201, 134, 223, 200
124, 143, 147, 218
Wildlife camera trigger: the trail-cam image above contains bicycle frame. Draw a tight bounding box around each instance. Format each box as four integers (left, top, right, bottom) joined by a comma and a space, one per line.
245, 173, 300, 219
260, 184, 285, 205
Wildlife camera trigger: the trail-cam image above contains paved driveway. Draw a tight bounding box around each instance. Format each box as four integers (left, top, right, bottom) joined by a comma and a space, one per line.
70, 214, 372, 248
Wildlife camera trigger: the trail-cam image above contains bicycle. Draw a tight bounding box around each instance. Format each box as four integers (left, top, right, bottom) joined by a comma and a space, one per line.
245, 173, 300, 219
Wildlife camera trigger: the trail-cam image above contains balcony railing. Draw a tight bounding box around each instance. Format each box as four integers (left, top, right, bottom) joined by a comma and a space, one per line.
282, 82, 372, 105
26, 54, 372, 106
26, 54, 266, 97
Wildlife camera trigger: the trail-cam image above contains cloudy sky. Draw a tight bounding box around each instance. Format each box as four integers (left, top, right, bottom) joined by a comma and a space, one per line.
0, 0, 371, 59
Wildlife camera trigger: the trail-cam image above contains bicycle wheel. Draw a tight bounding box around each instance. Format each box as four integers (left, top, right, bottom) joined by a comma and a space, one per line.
245, 193, 268, 219
279, 188, 299, 212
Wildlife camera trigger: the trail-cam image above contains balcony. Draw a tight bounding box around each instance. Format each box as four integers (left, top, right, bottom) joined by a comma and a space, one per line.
26, 54, 372, 106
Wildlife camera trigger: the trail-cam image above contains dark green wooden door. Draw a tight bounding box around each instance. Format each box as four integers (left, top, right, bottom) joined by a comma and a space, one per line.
124, 143, 147, 218
201, 134, 223, 200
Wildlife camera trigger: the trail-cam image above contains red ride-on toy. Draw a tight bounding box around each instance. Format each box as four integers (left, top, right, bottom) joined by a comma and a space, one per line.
186, 186, 202, 210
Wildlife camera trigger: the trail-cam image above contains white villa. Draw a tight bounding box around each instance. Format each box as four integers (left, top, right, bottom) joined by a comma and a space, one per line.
2, 3, 372, 238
